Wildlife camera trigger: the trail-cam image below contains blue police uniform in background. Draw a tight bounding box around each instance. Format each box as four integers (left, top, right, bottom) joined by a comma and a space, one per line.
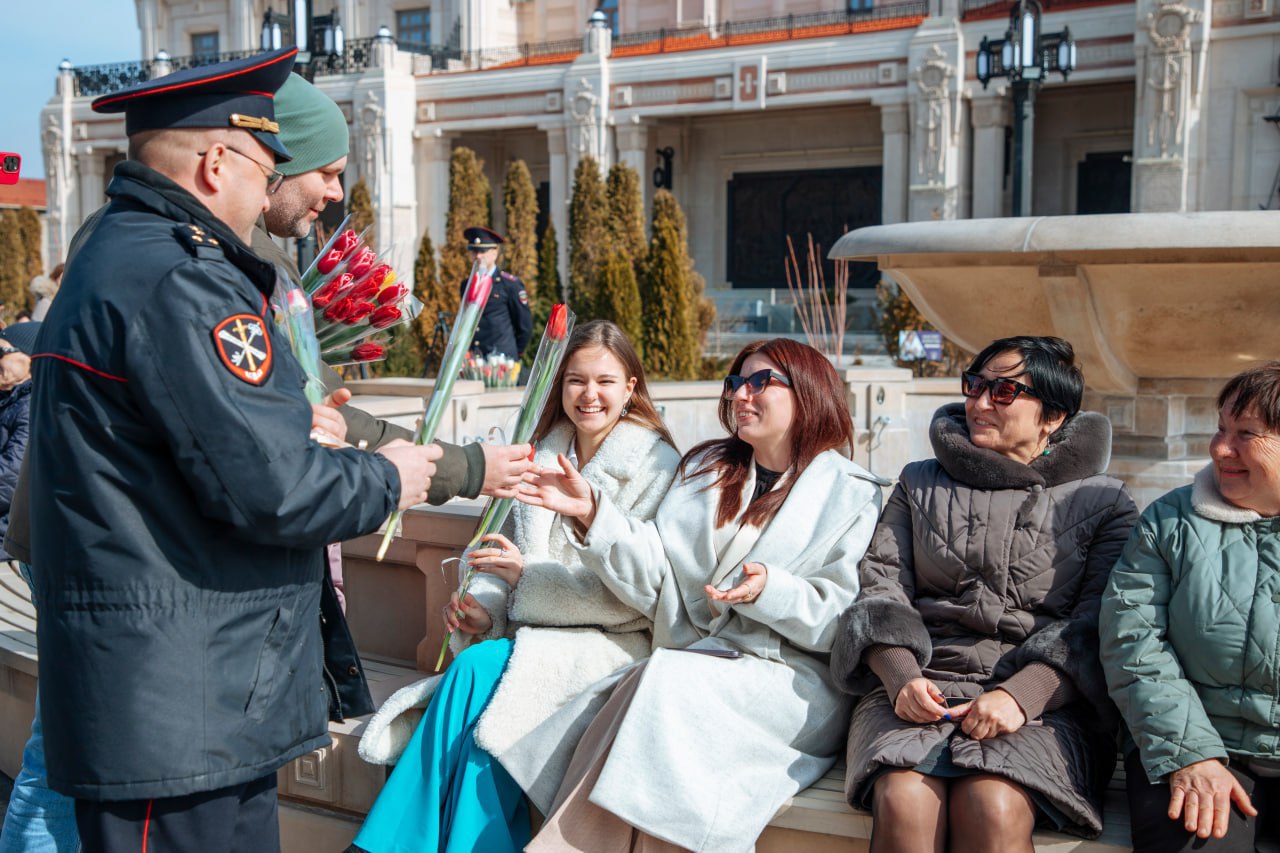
460, 226, 533, 359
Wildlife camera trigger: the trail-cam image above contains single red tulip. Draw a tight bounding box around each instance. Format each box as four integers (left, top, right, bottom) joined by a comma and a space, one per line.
547, 303, 569, 341
352, 343, 386, 362
324, 297, 354, 323
317, 230, 360, 274
345, 301, 377, 323
368, 305, 403, 329
464, 273, 493, 307
375, 283, 408, 305
346, 247, 377, 279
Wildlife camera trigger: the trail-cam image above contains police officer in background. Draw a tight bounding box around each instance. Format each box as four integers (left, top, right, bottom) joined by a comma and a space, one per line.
26, 48, 440, 852
461, 226, 533, 360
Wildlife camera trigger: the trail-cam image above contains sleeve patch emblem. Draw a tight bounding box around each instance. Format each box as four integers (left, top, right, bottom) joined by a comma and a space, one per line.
212, 314, 273, 385
518, 288, 529, 305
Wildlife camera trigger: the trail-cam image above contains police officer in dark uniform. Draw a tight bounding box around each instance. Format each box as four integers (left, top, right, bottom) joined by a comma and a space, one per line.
26, 48, 441, 852
461, 226, 533, 360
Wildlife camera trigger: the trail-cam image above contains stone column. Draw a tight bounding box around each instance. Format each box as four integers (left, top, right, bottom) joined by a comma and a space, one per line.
907, 19, 965, 221
545, 125, 569, 298
615, 120, 649, 206
137, 0, 158, 62
876, 99, 910, 225
1131, 0, 1209, 212
970, 91, 1010, 219
351, 47, 417, 274
75, 150, 106, 229
565, 14, 612, 179
416, 133, 453, 252
43, 63, 76, 265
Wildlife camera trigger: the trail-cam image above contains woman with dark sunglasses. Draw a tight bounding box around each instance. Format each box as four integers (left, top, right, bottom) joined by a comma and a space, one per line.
508, 338, 883, 851
831, 335, 1138, 851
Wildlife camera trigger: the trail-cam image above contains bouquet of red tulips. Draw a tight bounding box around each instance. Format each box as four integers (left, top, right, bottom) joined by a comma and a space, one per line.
297, 217, 421, 367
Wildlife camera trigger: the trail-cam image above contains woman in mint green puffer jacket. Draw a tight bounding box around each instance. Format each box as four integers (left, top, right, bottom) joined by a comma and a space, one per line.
1101, 361, 1280, 853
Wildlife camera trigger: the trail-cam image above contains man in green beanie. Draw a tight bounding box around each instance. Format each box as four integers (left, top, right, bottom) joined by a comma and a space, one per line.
262, 72, 350, 240
250, 73, 533, 496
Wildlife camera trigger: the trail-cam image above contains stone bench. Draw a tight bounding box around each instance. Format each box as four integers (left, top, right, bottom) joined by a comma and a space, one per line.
0, 555, 1141, 852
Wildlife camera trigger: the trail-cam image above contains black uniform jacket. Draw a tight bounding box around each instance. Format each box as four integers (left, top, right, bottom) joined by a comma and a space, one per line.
28, 161, 402, 801
462, 268, 532, 359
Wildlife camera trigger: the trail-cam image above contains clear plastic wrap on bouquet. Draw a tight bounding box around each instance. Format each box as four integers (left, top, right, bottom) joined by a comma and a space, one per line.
375, 261, 495, 562
269, 269, 327, 405
435, 303, 576, 669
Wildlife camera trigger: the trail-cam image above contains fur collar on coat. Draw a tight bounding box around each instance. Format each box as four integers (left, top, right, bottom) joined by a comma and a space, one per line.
1191, 462, 1266, 523
929, 402, 1112, 491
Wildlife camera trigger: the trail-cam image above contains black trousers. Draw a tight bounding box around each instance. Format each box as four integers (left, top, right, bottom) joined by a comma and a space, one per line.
1126, 750, 1280, 853
74, 772, 280, 853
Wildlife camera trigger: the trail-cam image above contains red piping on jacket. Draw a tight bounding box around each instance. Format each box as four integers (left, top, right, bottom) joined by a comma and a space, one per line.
32, 353, 128, 383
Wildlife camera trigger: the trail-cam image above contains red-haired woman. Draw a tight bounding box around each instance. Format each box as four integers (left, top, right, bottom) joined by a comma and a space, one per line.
511, 338, 884, 851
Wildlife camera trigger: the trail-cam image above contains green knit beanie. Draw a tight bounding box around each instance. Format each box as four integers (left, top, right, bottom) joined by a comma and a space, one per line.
274, 73, 350, 177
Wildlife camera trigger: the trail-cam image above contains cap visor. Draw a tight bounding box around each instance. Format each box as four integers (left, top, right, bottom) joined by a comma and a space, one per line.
255, 130, 293, 163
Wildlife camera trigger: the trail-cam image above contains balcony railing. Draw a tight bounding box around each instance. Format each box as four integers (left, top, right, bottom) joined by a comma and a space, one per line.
71, 3, 930, 95
72, 40, 379, 98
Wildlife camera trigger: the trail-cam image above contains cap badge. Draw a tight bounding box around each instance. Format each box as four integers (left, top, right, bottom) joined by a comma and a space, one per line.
230, 113, 281, 134
212, 314, 273, 385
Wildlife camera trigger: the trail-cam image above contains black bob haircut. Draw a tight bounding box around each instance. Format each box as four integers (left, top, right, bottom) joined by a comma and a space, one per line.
966, 335, 1083, 422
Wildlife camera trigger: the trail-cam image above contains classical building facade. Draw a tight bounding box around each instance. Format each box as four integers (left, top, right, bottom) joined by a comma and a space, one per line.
39, 0, 1280, 322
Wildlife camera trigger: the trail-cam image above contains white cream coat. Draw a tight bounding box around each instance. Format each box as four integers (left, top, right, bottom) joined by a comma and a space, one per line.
503, 449, 883, 852
358, 419, 679, 765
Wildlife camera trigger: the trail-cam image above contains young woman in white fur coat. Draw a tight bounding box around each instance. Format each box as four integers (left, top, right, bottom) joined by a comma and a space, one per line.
513, 338, 884, 852
353, 320, 681, 853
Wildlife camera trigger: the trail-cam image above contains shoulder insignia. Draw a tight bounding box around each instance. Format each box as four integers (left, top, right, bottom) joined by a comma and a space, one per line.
500, 271, 516, 281
174, 223, 223, 258
517, 288, 529, 305
212, 314, 273, 385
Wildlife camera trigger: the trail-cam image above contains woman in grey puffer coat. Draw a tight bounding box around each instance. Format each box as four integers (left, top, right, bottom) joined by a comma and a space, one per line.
832, 336, 1138, 851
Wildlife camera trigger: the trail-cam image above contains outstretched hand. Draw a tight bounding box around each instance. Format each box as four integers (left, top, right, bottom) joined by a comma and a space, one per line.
515, 454, 596, 526
480, 443, 535, 498
1168, 759, 1257, 839
705, 562, 768, 606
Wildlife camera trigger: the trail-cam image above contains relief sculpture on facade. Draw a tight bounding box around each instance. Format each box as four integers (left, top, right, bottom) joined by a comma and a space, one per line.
912, 44, 954, 185
1142, 0, 1202, 158
360, 91, 386, 199
570, 77, 604, 162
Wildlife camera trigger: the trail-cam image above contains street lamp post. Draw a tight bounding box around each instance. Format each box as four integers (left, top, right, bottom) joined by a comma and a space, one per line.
975, 0, 1076, 217
260, 4, 345, 269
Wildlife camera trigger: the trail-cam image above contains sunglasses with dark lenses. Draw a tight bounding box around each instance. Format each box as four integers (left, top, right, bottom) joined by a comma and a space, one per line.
960, 371, 1040, 405
723, 368, 792, 398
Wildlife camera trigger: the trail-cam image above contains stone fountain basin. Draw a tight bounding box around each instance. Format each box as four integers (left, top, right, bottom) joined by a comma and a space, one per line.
829, 212, 1280, 393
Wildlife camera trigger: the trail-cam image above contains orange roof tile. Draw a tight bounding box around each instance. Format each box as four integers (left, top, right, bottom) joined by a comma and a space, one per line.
0, 179, 47, 211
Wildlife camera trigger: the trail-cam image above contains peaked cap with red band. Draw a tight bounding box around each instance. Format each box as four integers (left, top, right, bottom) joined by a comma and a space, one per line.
91, 47, 298, 162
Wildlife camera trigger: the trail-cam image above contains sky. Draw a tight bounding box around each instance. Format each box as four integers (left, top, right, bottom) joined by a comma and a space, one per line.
8, 2, 141, 179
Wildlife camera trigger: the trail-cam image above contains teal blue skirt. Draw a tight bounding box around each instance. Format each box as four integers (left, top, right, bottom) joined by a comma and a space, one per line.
354, 639, 531, 853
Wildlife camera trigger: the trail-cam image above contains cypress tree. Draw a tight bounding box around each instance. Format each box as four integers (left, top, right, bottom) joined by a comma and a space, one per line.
413, 230, 453, 377
640, 190, 699, 379
605, 163, 646, 265
536, 221, 562, 316
0, 211, 25, 320
502, 159, 539, 299
348, 178, 375, 247
568, 156, 607, 317
15, 207, 44, 304
596, 243, 643, 349
522, 222, 563, 370
441, 147, 492, 294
